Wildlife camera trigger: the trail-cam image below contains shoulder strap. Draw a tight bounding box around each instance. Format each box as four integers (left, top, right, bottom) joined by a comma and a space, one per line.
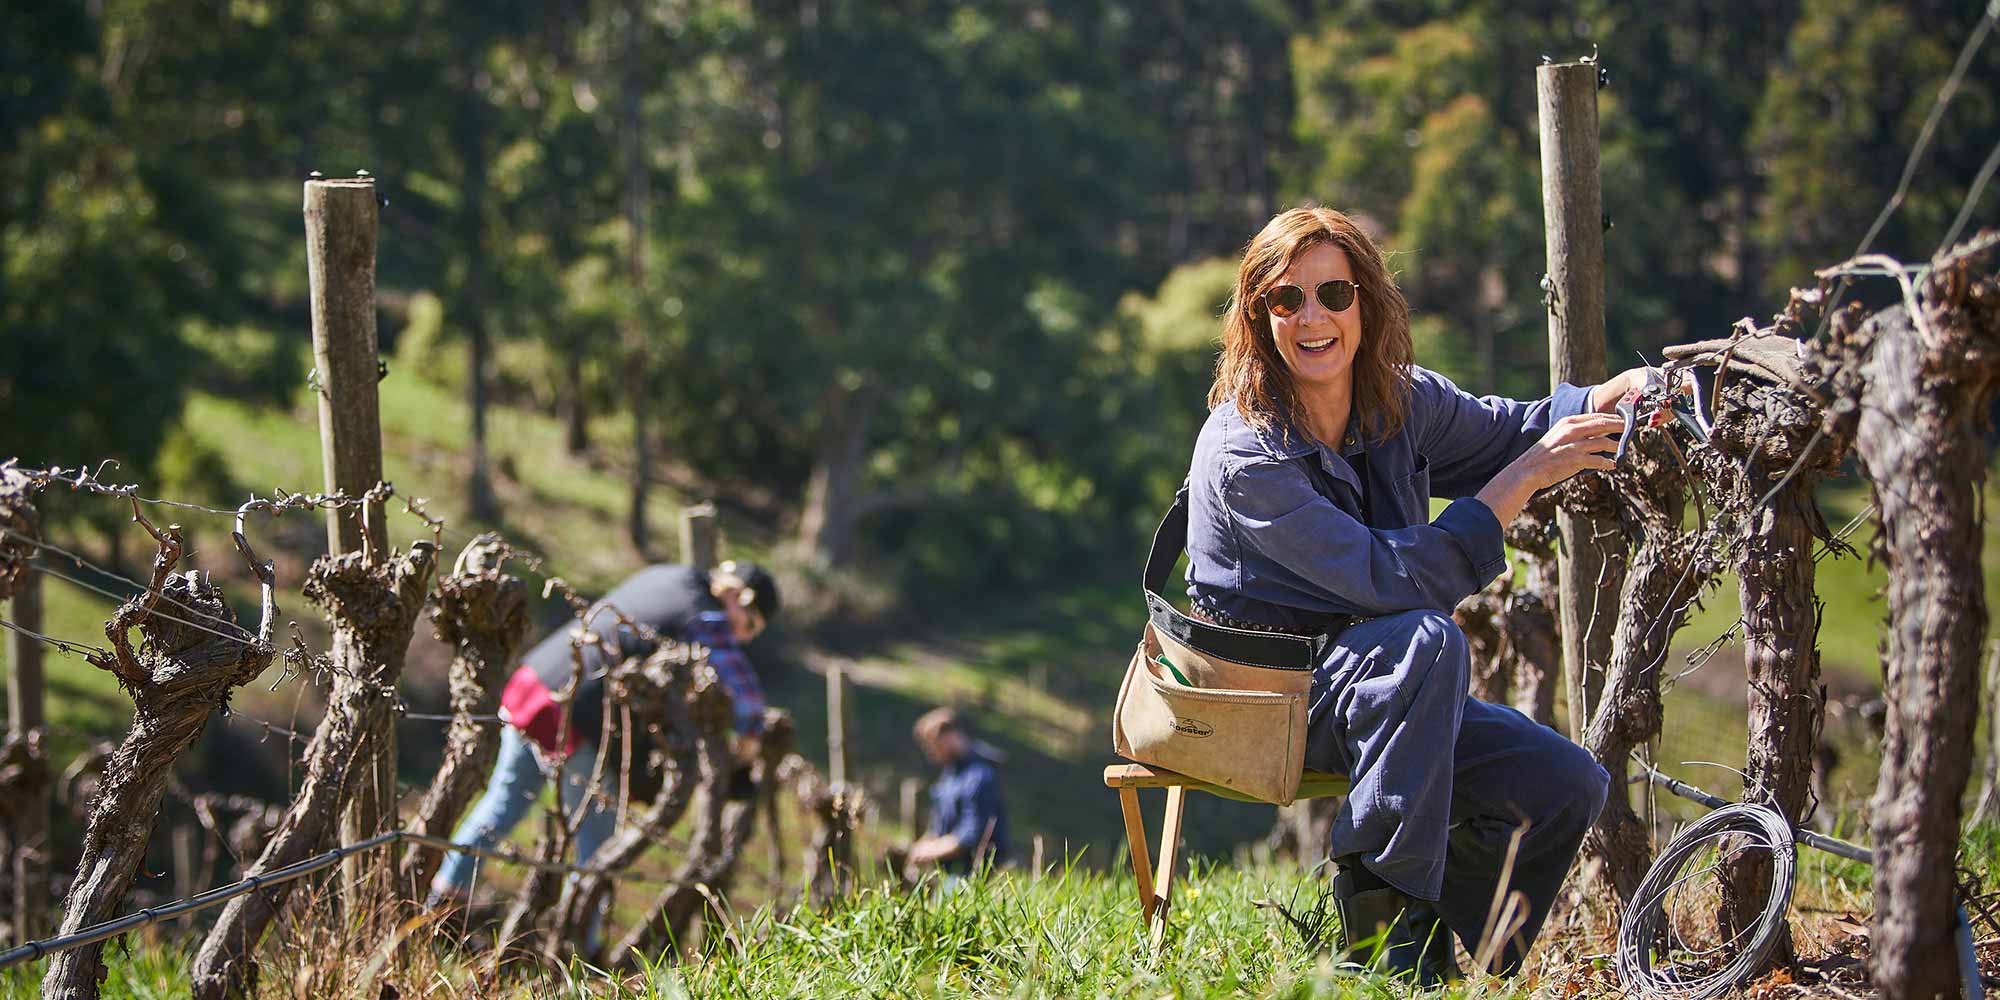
1143, 482, 1323, 671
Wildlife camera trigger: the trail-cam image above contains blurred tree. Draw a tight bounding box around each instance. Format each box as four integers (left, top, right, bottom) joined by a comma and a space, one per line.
1752, 0, 1997, 294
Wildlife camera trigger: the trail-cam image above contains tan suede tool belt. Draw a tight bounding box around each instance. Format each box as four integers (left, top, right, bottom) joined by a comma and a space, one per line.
1112, 484, 1351, 806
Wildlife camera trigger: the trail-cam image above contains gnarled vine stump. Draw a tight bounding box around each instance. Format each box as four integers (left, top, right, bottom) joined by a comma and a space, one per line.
610, 710, 795, 966
547, 642, 719, 951
1575, 430, 1715, 905
1672, 330, 1850, 968
191, 540, 435, 1000
788, 758, 864, 908
399, 535, 528, 894
1817, 238, 2000, 999
43, 521, 276, 1000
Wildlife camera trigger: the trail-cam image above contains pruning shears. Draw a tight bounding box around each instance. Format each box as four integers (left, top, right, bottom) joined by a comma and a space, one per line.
1614, 366, 1713, 461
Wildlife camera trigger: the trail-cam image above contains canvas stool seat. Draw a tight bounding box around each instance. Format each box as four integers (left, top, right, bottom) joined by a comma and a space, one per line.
1104, 761, 1350, 946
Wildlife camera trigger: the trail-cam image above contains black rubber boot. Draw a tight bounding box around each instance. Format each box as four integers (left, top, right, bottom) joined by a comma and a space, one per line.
1383, 899, 1462, 987
1332, 860, 1461, 986
1331, 861, 1410, 967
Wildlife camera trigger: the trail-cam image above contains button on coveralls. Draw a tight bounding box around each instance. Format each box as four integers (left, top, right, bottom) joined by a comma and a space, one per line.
1183, 367, 1612, 970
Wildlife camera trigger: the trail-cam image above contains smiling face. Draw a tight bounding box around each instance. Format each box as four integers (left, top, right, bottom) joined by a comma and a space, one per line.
1263, 242, 1364, 399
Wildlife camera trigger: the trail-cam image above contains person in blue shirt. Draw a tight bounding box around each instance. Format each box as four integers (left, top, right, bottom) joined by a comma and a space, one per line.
1185, 206, 1649, 982
905, 707, 1008, 877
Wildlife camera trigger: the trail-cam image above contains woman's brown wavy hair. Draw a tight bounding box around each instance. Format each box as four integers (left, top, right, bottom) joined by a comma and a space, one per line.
1208, 206, 1413, 443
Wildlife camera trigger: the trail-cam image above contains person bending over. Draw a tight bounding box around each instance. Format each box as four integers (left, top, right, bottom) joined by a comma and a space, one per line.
1182, 206, 1649, 982
428, 559, 780, 904
904, 707, 1008, 879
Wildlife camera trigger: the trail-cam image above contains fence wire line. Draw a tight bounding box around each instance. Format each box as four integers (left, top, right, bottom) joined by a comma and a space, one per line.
1, 476, 623, 727
1854, 0, 1999, 261
0, 829, 690, 971
0, 615, 113, 663
1671, 501, 1876, 685
3, 529, 258, 642
1798, 0, 2000, 346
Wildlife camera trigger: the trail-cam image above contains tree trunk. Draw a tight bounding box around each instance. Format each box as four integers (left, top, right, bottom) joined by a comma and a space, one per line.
191, 543, 435, 1000
1822, 248, 2000, 999
797, 379, 881, 568
457, 70, 499, 524
1577, 436, 1710, 905
620, 0, 652, 558
563, 350, 589, 455
399, 536, 527, 894
44, 528, 275, 1000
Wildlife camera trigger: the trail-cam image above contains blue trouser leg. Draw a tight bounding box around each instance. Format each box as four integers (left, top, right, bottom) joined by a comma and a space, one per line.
432, 727, 620, 894
555, 739, 616, 866
1302, 609, 1609, 970
434, 726, 548, 894
1431, 696, 1608, 971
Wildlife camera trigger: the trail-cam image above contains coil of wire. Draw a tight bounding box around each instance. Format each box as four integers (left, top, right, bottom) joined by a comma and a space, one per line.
1616, 801, 1798, 999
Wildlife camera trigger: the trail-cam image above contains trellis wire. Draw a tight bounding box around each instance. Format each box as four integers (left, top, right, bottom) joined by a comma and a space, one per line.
0, 829, 683, 971
1628, 767, 1987, 1000
1616, 800, 1796, 999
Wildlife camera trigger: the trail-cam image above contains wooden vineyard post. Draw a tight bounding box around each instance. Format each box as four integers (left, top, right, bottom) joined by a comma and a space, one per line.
304, 173, 401, 919
1, 469, 48, 945
828, 661, 848, 786
1536, 60, 1620, 737
680, 503, 717, 571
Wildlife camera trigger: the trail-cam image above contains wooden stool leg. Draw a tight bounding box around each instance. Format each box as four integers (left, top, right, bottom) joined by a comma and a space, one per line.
1117, 786, 1156, 924
1149, 785, 1186, 949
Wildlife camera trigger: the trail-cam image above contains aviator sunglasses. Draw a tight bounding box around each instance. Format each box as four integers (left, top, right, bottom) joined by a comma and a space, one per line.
1260, 279, 1361, 318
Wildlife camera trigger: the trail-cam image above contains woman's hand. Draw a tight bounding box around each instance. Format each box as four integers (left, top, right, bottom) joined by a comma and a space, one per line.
1588, 367, 1658, 413
1474, 412, 1624, 525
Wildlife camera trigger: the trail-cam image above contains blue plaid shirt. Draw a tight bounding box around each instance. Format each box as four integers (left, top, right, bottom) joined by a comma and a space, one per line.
686, 611, 766, 735
1185, 367, 1596, 629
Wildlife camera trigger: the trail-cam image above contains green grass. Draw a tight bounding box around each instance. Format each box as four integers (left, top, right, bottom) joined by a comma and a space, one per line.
0, 863, 1550, 998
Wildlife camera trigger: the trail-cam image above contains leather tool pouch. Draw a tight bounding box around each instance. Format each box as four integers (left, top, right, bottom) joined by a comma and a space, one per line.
1112, 484, 1329, 806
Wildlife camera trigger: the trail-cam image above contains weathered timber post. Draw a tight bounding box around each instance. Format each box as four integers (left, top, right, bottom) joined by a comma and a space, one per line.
43, 517, 277, 1000
2, 466, 49, 945
190, 541, 435, 1000
1816, 239, 2000, 999
1577, 431, 1712, 905
828, 661, 848, 786
307, 176, 387, 559
398, 535, 529, 894
1537, 61, 1620, 737
680, 504, 717, 571
302, 175, 402, 918
620, 0, 653, 557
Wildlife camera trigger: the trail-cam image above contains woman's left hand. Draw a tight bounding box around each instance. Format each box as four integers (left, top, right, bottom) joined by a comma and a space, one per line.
1588, 367, 1657, 413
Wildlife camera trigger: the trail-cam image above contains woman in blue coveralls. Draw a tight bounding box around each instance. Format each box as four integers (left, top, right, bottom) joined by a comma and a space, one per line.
1184, 206, 1648, 982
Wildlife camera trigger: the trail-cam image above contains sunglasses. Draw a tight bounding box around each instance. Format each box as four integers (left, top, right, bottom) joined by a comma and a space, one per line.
1261, 279, 1361, 318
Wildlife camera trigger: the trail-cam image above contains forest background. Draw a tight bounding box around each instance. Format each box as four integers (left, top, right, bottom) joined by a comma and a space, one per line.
5, 0, 2000, 860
